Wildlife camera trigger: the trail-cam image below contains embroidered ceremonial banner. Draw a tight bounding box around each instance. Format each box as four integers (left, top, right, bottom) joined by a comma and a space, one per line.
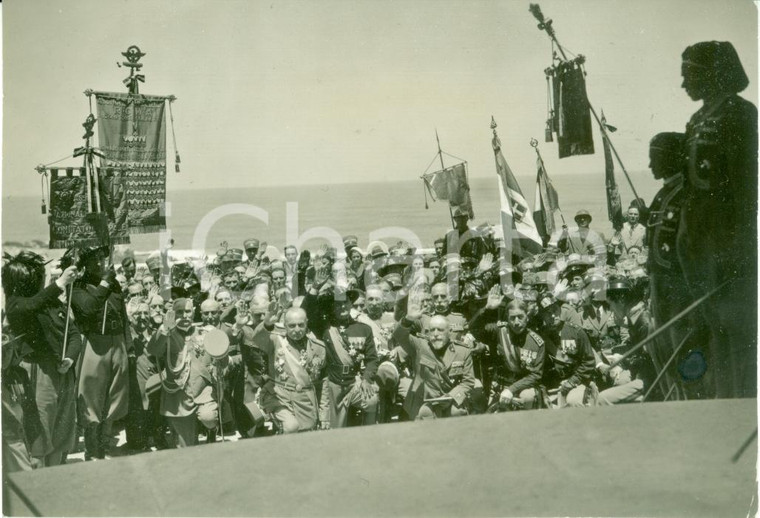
47, 168, 130, 249
423, 163, 474, 219
95, 92, 167, 234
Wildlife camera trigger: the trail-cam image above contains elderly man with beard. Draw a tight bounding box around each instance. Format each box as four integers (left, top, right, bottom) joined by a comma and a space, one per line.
393, 298, 475, 420
147, 298, 219, 447
537, 294, 596, 408
302, 269, 379, 429
469, 287, 545, 411
251, 306, 326, 434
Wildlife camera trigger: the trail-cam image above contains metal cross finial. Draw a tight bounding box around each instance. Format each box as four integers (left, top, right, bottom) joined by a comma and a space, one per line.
530, 138, 539, 148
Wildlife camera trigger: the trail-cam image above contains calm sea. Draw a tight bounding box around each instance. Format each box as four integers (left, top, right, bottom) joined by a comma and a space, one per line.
2, 172, 658, 258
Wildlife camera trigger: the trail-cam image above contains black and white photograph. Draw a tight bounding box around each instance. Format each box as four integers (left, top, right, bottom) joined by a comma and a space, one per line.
1, 0, 757, 516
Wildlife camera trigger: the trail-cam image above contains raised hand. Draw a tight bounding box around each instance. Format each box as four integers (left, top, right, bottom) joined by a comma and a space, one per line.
485, 284, 503, 310
55, 265, 79, 289
264, 300, 281, 327
406, 299, 423, 320
313, 264, 330, 287
477, 253, 494, 274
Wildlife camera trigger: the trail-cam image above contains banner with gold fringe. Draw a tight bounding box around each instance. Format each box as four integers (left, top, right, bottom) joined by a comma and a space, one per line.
95, 92, 167, 234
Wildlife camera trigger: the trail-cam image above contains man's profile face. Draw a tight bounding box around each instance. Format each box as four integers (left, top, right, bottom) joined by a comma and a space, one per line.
649, 148, 666, 180
507, 308, 528, 335
285, 310, 307, 341
434, 242, 444, 257
627, 208, 640, 225
681, 63, 711, 101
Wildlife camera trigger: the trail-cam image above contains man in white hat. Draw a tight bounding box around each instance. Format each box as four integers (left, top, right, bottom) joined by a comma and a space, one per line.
558, 209, 607, 265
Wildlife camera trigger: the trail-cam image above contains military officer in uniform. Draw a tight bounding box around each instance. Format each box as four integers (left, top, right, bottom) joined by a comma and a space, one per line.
147, 298, 219, 447
469, 287, 545, 410
250, 306, 326, 433
301, 270, 379, 429
393, 299, 475, 420
537, 294, 596, 408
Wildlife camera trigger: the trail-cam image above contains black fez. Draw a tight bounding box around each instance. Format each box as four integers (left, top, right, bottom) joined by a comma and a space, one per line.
682, 41, 749, 94
649, 132, 685, 154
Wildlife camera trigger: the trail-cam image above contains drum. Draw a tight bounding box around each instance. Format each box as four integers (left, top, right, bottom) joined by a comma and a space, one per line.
203, 328, 230, 360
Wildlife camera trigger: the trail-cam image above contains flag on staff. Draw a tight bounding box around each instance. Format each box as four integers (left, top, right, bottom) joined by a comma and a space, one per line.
422, 162, 474, 218
94, 92, 169, 234
533, 155, 560, 245
491, 120, 543, 257
545, 58, 595, 158
46, 167, 131, 249
601, 112, 624, 231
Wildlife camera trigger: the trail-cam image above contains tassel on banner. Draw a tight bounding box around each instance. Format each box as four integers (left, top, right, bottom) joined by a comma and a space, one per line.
423, 180, 429, 209
175, 151, 181, 173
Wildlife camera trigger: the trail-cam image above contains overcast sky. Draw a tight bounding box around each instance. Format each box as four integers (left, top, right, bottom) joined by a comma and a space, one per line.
3, 0, 758, 197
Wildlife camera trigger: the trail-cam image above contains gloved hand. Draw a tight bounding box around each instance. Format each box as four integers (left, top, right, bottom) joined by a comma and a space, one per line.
101, 266, 118, 291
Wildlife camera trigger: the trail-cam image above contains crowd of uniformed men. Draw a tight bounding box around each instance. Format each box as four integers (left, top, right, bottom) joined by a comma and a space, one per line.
2, 40, 756, 471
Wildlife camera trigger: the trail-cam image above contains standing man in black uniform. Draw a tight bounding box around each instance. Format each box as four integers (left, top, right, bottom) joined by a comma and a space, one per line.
676, 41, 757, 398
67, 246, 130, 460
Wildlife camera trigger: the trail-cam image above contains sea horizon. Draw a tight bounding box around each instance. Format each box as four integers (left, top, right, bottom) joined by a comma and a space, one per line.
2, 172, 659, 257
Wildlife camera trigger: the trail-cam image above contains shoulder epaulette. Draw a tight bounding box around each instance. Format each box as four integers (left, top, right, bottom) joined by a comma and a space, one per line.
528, 329, 544, 346
307, 332, 326, 348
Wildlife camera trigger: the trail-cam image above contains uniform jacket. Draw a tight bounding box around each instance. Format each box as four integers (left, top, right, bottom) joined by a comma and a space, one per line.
541, 323, 595, 390
5, 283, 82, 364
393, 317, 475, 419
468, 307, 544, 394
147, 327, 216, 417
302, 292, 379, 386
250, 323, 326, 412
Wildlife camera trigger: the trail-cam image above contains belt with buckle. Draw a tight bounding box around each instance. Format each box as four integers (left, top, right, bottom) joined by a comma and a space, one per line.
275, 381, 312, 392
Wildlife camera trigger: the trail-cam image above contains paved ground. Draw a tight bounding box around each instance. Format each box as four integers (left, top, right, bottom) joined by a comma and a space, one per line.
9, 399, 757, 517
65, 426, 243, 464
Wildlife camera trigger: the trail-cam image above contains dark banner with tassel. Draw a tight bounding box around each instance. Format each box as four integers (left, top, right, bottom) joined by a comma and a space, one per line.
94, 91, 168, 234
47, 168, 130, 249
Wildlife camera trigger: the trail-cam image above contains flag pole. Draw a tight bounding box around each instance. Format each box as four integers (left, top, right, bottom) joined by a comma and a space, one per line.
436, 129, 456, 228
528, 3, 641, 202
531, 138, 575, 253
530, 138, 568, 226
